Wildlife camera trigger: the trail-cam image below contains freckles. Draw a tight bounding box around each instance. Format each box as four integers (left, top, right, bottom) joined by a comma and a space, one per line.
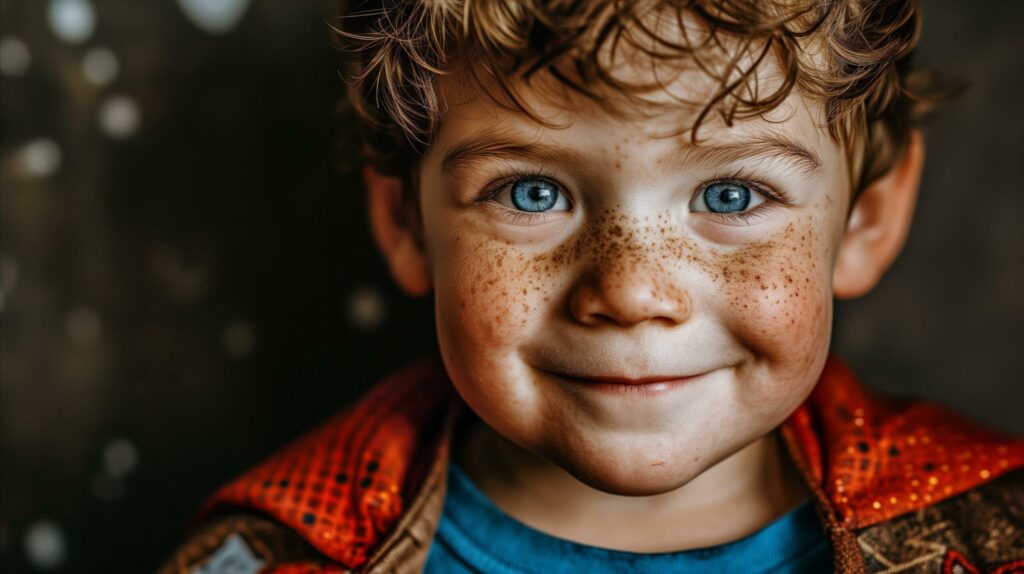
450, 225, 582, 346
448, 206, 831, 364
538, 209, 695, 311
448, 240, 522, 341
713, 220, 830, 357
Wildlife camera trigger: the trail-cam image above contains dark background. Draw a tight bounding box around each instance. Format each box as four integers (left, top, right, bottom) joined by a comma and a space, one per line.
0, 1, 1021, 572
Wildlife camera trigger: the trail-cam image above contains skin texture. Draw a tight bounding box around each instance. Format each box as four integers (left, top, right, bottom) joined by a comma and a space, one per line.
364, 47, 923, 552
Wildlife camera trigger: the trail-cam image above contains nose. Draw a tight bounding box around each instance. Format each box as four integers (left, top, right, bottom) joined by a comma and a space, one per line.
569, 260, 691, 328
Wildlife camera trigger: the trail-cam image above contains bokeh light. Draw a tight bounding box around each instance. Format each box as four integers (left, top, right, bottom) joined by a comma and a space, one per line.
24, 521, 67, 571
176, 0, 251, 34
81, 47, 118, 87
347, 286, 387, 330
0, 37, 31, 77
47, 0, 97, 45
97, 95, 141, 139
18, 138, 62, 179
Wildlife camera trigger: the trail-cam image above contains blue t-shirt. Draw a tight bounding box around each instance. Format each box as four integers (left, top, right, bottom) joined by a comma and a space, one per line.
424, 462, 833, 573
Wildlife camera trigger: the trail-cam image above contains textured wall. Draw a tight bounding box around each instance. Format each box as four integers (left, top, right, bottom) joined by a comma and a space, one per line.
0, 1, 1020, 572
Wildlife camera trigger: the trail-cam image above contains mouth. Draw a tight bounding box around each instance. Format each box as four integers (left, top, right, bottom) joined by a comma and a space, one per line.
541, 369, 711, 396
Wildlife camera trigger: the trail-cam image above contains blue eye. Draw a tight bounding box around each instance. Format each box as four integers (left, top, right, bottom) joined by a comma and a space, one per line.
691, 181, 767, 215
703, 183, 750, 213
510, 178, 564, 212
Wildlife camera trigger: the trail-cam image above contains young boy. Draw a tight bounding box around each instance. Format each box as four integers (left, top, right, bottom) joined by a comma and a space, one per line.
161, 1, 1023, 572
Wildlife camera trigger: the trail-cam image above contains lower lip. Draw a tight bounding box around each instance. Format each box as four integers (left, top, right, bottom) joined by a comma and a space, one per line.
551, 374, 708, 397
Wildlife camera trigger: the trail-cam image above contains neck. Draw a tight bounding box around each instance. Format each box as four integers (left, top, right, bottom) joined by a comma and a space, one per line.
455, 418, 811, 552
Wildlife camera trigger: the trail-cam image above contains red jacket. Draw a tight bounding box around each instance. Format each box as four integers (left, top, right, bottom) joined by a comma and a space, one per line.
160, 357, 1024, 573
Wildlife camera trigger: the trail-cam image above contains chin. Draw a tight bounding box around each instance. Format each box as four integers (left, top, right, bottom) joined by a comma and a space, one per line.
549, 446, 704, 497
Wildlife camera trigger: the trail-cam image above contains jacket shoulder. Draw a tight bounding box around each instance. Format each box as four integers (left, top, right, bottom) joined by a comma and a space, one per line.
164, 357, 455, 572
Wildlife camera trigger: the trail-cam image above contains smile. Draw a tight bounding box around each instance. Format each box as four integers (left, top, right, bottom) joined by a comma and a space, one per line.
543, 370, 710, 396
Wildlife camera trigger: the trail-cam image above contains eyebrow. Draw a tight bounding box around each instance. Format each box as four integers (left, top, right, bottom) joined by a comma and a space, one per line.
440, 129, 821, 176
677, 132, 822, 175
441, 129, 588, 175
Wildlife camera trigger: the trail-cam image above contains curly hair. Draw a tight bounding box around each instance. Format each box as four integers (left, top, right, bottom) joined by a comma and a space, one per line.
333, 0, 951, 194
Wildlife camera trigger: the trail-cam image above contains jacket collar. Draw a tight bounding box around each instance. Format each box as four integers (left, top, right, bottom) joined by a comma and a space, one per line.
200, 355, 1024, 570
782, 357, 1024, 530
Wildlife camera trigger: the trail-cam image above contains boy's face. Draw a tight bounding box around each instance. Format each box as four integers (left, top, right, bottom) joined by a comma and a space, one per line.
373, 46, 920, 496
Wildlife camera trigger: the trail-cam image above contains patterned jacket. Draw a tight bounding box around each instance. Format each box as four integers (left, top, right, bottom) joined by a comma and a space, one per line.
159, 357, 1024, 573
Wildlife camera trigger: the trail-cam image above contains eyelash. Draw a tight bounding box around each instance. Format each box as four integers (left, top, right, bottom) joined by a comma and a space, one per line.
475, 168, 793, 225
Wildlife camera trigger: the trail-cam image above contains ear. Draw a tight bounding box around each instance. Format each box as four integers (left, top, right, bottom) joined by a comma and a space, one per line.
833, 130, 924, 299
364, 165, 432, 297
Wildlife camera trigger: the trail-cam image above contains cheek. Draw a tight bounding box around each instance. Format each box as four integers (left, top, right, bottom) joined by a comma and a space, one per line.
431, 233, 562, 433
714, 219, 834, 371
433, 234, 550, 360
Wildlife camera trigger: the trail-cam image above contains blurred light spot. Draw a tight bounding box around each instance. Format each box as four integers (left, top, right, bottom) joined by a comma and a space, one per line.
24, 520, 66, 571
222, 320, 256, 359
19, 138, 62, 178
48, 0, 96, 44
98, 94, 140, 139
347, 287, 387, 330
82, 47, 118, 86
103, 438, 138, 478
0, 36, 31, 76
65, 306, 101, 345
90, 472, 123, 503
149, 246, 209, 302
177, 0, 251, 34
